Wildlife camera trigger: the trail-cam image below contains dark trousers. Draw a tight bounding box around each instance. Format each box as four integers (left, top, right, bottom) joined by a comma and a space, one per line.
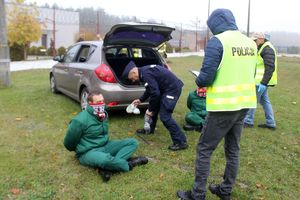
150, 89, 187, 145
191, 109, 248, 198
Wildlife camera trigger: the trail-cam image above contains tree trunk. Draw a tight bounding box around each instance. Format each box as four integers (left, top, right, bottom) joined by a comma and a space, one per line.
24, 44, 27, 60
0, 0, 11, 86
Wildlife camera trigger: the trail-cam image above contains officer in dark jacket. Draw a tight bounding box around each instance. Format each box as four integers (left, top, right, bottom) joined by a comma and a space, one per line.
122, 61, 188, 151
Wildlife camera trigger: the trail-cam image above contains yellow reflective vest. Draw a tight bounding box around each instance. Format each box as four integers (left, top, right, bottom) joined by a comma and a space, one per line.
206, 31, 257, 111
255, 41, 278, 85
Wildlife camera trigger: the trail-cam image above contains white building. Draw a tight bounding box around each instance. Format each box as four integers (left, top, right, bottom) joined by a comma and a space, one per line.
6, 3, 79, 49
33, 7, 79, 49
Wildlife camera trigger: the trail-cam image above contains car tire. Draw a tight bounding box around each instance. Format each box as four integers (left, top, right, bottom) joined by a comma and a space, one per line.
50, 75, 59, 93
80, 87, 89, 110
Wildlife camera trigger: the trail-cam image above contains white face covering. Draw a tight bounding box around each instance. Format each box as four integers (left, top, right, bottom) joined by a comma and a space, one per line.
89, 102, 106, 121
197, 88, 207, 98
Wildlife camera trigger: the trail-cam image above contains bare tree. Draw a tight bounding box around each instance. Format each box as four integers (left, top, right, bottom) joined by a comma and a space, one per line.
0, 0, 11, 86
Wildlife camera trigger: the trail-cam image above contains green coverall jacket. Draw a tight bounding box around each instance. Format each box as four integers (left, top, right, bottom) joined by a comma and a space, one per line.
185, 90, 207, 126
64, 105, 138, 172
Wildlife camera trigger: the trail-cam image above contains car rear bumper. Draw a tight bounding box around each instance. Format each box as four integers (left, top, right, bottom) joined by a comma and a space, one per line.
90, 81, 149, 109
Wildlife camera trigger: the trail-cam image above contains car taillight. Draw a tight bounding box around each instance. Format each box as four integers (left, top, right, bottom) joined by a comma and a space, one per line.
94, 64, 117, 83
107, 101, 119, 107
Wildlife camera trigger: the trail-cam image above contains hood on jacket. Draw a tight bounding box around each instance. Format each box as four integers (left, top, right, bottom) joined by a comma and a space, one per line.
207, 9, 238, 35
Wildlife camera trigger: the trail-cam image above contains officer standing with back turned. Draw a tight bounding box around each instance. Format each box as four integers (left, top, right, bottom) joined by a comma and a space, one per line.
177, 9, 257, 199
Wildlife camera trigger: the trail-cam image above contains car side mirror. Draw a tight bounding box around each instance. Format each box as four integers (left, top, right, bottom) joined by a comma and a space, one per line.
79, 56, 86, 62
53, 55, 63, 62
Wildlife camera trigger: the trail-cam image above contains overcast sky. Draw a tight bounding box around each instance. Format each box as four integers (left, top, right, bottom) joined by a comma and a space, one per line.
27, 0, 300, 33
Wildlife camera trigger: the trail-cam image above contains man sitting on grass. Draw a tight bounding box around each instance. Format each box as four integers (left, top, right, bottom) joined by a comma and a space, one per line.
183, 87, 207, 132
63, 93, 148, 182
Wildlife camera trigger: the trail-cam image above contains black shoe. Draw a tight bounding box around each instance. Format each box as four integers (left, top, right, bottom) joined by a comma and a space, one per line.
98, 168, 112, 182
168, 143, 188, 151
183, 124, 196, 131
258, 124, 276, 130
177, 190, 205, 200
195, 125, 203, 132
135, 128, 153, 134
128, 156, 148, 170
243, 123, 254, 128
177, 190, 195, 200
208, 184, 231, 200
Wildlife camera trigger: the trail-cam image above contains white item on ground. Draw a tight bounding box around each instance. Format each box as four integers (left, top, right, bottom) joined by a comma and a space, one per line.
126, 103, 140, 114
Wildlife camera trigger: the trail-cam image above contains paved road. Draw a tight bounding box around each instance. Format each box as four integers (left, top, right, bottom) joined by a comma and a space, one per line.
10, 59, 57, 71
10, 52, 205, 71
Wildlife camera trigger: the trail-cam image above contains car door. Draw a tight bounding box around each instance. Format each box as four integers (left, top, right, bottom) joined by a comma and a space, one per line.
54, 44, 80, 92
66, 44, 96, 96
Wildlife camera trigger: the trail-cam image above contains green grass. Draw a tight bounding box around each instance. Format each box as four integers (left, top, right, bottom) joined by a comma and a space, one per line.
0, 56, 299, 199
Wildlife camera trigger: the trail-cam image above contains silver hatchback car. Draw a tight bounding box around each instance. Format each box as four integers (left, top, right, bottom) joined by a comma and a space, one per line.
50, 22, 174, 110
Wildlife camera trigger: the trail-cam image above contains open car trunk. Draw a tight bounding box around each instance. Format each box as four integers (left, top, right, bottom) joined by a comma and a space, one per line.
104, 46, 162, 86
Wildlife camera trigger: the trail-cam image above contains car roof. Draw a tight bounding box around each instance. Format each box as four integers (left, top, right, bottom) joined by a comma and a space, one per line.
75, 41, 103, 46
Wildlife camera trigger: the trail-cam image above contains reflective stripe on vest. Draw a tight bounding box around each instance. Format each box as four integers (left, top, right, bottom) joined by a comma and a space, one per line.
207, 31, 257, 111
255, 41, 278, 85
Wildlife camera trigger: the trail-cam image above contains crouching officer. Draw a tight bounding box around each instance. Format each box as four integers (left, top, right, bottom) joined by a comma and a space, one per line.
122, 61, 188, 151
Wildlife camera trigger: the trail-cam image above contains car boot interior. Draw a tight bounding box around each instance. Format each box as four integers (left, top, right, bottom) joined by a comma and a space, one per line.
105, 47, 162, 85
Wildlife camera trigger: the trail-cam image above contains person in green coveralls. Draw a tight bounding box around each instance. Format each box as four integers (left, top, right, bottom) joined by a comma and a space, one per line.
183, 87, 207, 132
64, 93, 148, 182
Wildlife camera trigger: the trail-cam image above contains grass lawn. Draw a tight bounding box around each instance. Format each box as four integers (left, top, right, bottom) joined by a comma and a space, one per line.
0, 56, 299, 199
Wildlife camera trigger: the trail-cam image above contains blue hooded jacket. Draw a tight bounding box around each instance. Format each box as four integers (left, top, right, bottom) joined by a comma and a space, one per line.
196, 9, 238, 87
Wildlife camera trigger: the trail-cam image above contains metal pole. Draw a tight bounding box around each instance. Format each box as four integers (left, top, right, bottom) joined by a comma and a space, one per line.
0, 0, 11, 86
53, 7, 56, 56
179, 23, 182, 52
195, 17, 198, 52
97, 10, 100, 39
247, 0, 251, 37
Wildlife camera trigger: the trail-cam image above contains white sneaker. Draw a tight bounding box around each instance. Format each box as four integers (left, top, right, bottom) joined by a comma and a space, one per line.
126, 103, 140, 114
133, 107, 140, 114
126, 103, 135, 113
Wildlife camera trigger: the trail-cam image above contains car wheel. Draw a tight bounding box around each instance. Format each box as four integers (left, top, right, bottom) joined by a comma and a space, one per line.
50, 75, 59, 93
80, 87, 89, 110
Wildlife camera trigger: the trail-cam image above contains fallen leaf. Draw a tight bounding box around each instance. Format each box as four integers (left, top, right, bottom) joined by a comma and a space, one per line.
128, 195, 134, 199
170, 152, 176, 157
291, 140, 298, 145
256, 183, 262, 188
159, 172, 165, 180
15, 117, 22, 121
11, 188, 21, 195
292, 101, 297, 105
51, 153, 58, 161
128, 131, 133, 136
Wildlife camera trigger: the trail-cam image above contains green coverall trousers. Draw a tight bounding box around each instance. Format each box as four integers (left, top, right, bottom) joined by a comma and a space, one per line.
185, 112, 206, 126
78, 138, 138, 172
